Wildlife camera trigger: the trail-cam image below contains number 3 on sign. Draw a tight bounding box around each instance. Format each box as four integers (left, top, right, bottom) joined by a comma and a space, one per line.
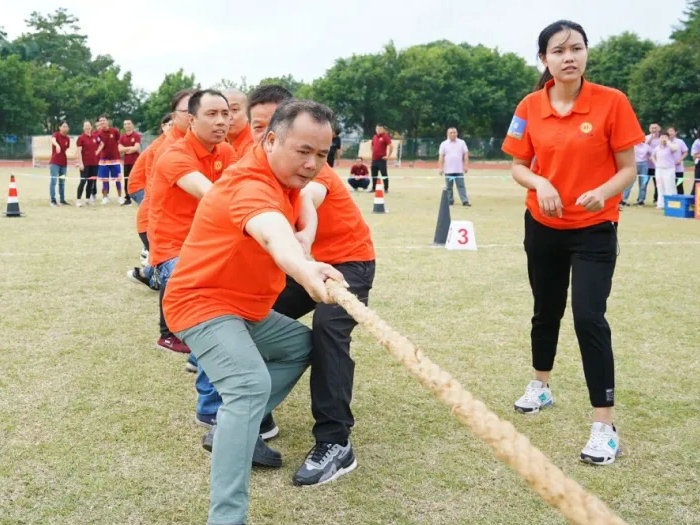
445, 220, 477, 251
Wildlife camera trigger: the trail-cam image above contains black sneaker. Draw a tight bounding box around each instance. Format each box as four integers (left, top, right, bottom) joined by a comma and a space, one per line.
260, 413, 279, 441
292, 441, 357, 486
126, 267, 159, 291
462, 202, 471, 206
195, 412, 216, 428
59, 200, 70, 206
202, 426, 282, 468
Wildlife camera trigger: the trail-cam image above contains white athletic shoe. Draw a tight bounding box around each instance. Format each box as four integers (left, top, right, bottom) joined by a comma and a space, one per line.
580, 422, 621, 465
76, 200, 83, 207
90, 195, 96, 205
118, 196, 125, 205
514, 380, 554, 414
101, 196, 110, 205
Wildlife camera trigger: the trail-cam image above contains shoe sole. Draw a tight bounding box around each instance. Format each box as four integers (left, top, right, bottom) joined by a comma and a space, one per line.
514, 399, 553, 414
294, 458, 358, 487
126, 270, 147, 287
194, 414, 215, 429
260, 425, 280, 441
580, 448, 621, 466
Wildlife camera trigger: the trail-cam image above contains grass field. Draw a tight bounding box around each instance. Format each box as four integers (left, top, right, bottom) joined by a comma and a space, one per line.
1, 166, 699, 525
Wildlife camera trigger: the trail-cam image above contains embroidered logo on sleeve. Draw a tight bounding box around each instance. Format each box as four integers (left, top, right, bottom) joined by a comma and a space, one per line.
507, 116, 527, 140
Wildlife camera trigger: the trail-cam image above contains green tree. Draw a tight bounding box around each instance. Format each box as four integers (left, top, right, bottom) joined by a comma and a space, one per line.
142, 69, 199, 132
628, 42, 700, 136
0, 55, 46, 135
257, 74, 307, 96
585, 32, 656, 92
671, 0, 700, 43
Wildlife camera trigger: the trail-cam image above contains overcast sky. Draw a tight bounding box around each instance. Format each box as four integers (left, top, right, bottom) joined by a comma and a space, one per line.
1, 0, 690, 92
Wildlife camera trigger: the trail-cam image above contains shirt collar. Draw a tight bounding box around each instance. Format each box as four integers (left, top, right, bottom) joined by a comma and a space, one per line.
184, 129, 218, 159
540, 78, 591, 118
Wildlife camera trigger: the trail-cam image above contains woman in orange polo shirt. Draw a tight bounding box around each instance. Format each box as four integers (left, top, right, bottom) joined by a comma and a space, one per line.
502, 20, 642, 465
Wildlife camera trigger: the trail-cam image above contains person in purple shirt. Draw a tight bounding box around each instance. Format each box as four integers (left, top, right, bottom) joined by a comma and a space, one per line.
438, 126, 470, 206
667, 127, 688, 194
623, 141, 651, 206
652, 132, 677, 208
691, 131, 700, 198
646, 123, 661, 203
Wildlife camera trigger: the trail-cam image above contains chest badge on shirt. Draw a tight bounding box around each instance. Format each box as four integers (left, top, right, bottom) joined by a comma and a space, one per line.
214, 160, 223, 171
579, 122, 594, 134
507, 116, 527, 140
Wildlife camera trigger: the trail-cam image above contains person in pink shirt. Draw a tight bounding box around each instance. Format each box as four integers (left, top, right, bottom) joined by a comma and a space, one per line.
646, 123, 661, 203
622, 141, 651, 206
691, 131, 700, 197
652, 132, 677, 208
667, 127, 688, 194
438, 126, 470, 206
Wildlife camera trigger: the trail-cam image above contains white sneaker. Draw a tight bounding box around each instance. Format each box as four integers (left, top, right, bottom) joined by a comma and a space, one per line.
580, 422, 621, 465
90, 195, 96, 204
76, 200, 84, 207
101, 197, 110, 205
514, 380, 554, 414
118, 196, 125, 205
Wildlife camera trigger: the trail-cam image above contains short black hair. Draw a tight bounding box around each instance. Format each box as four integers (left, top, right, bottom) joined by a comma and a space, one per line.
161, 113, 172, 125
247, 85, 293, 119
170, 89, 196, 112
188, 89, 229, 116
265, 99, 334, 144
98, 114, 108, 121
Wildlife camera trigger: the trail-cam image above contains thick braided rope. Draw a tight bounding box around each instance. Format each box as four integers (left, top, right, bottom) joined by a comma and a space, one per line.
326, 280, 627, 525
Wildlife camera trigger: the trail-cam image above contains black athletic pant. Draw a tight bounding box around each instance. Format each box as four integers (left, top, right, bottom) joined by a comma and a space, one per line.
524, 211, 617, 408
371, 159, 389, 192
77, 165, 98, 199
649, 168, 657, 203
138, 231, 149, 251
124, 164, 133, 203
272, 260, 375, 443
676, 171, 684, 195
693, 163, 700, 197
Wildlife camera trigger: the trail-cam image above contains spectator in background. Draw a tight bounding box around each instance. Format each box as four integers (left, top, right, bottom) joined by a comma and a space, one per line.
95, 115, 123, 205
645, 123, 661, 203
327, 125, 341, 167
348, 157, 370, 191
622, 140, 650, 206
223, 88, 253, 163
652, 131, 677, 208
438, 126, 470, 206
691, 130, 700, 197
118, 119, 141, 206
371, 124, 393, 192
667, 127, 688, 194
49, 121, 70, 207
76, 120, 100, 207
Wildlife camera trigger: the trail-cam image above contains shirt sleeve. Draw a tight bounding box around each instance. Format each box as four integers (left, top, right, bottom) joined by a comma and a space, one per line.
609, 92, 644, 152
231, 179, 285, 233
158, 150, 202, 186
462, 140, 469, 153
501, 98, 534, 160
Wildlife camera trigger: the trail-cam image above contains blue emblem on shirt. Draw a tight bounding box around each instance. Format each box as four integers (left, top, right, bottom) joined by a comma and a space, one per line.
507, 116, 527, 140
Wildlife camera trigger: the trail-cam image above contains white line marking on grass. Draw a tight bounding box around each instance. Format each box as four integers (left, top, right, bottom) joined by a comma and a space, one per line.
379, 240, 700, 250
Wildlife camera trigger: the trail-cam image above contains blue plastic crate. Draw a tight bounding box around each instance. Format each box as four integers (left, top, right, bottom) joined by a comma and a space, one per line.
664, 195, 695, 218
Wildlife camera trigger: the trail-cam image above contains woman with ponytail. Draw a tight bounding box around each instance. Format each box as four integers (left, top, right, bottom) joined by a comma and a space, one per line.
502, 20, 643, 465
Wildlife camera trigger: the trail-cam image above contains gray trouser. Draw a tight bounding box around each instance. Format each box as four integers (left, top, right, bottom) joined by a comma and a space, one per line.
177, 312, 311, 525
445, 173, 468, 204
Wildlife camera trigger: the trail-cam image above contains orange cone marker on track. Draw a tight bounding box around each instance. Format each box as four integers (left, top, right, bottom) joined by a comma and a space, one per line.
5, 174, 22, 217
372, 177, 386, 213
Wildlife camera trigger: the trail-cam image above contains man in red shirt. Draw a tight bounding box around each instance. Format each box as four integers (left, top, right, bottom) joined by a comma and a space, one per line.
118, 119, 141, 206
163, 99, 340, 525
348, 157, 370, 190
76, 120, 100, 206
148, 90, 234, 355
370, 123, 393, 192
49, 121, 70, 207
95, 115, 123, 205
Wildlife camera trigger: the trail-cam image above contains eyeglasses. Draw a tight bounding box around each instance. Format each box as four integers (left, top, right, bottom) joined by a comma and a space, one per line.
175, 109, 189, 114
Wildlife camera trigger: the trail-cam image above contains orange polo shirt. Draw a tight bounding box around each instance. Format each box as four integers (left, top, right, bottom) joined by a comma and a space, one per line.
147, 130, 234, 266
227, 124, 254, 163
127, 150, 147, 194
163, 145, 301, 331
136, 127, 186, 234
502, 79, 643, 229
311, 165, 375, 264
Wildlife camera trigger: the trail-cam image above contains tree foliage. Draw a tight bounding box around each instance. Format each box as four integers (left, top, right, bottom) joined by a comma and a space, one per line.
585, 32, 656, 93
141, 69, 199, 133
0, 55, 46, 135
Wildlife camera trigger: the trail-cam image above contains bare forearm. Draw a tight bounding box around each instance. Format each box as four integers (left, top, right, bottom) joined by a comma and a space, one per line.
512, 163, 546, 191
598, 166, 636, 199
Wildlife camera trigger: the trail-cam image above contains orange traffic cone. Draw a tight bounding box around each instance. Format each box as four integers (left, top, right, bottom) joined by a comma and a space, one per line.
372, 177, 386, 213
5, 174, 22, 217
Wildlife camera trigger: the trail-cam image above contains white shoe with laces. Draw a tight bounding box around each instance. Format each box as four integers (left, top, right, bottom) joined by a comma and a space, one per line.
580, 422, 621, 465
118, 196, 125, 205
514, 380, 554, 414
101, 196, 110, 205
